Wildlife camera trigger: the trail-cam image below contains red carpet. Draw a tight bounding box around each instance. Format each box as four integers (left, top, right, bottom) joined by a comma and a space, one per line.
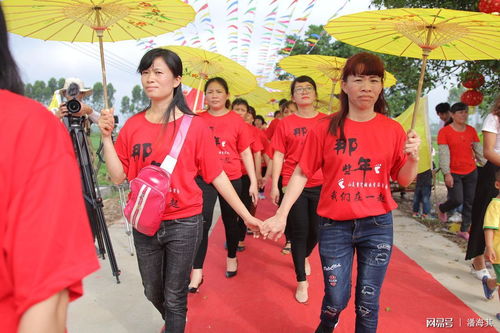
186, 196, 495, 332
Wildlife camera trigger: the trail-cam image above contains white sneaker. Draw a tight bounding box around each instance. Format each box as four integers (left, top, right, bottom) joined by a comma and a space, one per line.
449, 212, 462, 222
471, 265, 492, 280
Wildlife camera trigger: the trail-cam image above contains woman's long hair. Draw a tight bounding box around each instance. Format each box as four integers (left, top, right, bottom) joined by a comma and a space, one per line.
0, 5, 24, 95
328, 52, 388, 140
205, 77, 231, 109
137, 48, 195, 125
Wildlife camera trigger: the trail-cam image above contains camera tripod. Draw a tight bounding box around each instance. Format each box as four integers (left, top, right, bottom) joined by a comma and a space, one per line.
63, 115, 121, 283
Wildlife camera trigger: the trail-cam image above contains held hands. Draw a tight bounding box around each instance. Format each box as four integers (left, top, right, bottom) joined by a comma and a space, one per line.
243, 213, 287, 241
243, 215, 263, 237
260, 213, 287, 241
404, 129, 421, 162
98, 108, 115, 138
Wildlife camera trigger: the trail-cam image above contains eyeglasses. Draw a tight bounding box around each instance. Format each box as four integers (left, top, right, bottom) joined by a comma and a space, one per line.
293, 86, 315, 94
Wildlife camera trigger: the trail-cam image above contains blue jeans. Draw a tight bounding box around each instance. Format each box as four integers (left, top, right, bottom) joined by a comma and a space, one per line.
412, 184, 431, 215
318, 212, 393, 333
133, 215, 203, 333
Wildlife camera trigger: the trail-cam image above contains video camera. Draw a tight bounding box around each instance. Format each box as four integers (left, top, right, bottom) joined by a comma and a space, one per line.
65, 82, 82, 114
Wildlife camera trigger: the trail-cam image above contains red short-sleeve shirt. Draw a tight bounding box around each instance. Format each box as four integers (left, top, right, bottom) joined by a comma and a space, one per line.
115, 113, 223, 220
271, 113, 327, 187
0, 90, 99, 333
437, 124, 479, 175
299, 114, 408, 221
241, 124, 264, 175
265, 118, 280, 140
198, 110, 251, 180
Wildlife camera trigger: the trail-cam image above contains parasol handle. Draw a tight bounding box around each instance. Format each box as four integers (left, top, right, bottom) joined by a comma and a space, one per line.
411, 49, 430, 130
328, 79, 337, 114
193, 80, 202, 112
95, 9, 109, 110
97, 35, 109, 110
192, 61, 209, 112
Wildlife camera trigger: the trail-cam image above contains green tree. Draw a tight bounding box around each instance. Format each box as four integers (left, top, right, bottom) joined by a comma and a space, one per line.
447, 86, 466, 105
370, 0, 476, 11
120, 96, 133, 114
90, 82, 115, 111
130, 85, 149, 112
27, 80, 50, 105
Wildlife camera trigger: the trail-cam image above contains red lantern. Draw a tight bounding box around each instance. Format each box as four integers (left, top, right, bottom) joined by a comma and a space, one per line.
479, 0, 500, 14
461, 89, 484, 106
462, 72, 485, 89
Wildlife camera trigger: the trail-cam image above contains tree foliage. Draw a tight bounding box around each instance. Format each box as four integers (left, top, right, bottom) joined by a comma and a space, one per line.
130, 85, 150, 113
90, 82, 115, 111
24, 78, 115, 112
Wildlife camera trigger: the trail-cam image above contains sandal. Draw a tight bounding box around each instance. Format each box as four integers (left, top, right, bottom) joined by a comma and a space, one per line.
281, 241, 291, 255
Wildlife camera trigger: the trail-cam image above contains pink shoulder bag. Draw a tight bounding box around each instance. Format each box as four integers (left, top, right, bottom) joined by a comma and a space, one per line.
124, 115, 193, 236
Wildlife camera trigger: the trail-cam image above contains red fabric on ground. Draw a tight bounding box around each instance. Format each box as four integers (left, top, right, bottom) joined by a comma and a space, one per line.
186, 195, 495, 332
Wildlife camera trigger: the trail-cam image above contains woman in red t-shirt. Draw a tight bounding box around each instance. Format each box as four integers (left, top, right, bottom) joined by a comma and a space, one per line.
190, 78, 259, 292
262, 53, 420, 333
437, 102, 484, 240
270, 76, 327, 304
98, 49, 260, 332
232, 99, 264, 249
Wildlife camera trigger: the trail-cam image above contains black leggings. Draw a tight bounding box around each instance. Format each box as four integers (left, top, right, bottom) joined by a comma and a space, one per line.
439, 169, 478, 232
238, 175, 253, 242
466, 162, 500, 260
193, 176, 242, 269
288, 185, 322, 282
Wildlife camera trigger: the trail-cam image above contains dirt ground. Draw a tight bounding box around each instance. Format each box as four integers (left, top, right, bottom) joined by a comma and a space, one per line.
393, 182, 469, 251
102, 190, 124, 226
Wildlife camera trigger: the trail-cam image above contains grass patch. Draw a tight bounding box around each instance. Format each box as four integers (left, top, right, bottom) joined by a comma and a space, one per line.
89, 131, 111, 186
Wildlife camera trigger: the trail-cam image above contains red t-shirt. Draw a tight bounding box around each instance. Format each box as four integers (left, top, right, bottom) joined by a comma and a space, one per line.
271, 113, 327, 187
115, 113, 223, 220
241, 124, 264, 175
299, 113, 408, 221
264, 143, 274, 161
198, 110, 251, 180
0, 90, 99, 333
437, 124, 479, 175
258, 129, 270, 166
266, 118, 280, 140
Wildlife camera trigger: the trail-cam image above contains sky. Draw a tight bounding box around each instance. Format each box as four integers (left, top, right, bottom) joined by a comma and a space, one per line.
6, 0, 451, 124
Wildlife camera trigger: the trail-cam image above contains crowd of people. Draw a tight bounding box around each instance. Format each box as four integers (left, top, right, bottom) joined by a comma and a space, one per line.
1, 2, 499, 332
101, 48, 420, 333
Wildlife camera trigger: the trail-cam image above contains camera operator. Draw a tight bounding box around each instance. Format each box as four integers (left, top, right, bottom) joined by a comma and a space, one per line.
53, 77, 100, 122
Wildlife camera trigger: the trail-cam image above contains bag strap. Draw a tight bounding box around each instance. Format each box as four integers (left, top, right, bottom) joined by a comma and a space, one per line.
160, 115, 193, 174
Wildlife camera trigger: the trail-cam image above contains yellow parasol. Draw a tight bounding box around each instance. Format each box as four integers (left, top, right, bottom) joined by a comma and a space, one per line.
395, 96, 432, 173
3, 0, 195, 109
324, 8, 500, 129
234, 87, 274, 107
277, 55, 397, 113
162, 45, 257, 109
